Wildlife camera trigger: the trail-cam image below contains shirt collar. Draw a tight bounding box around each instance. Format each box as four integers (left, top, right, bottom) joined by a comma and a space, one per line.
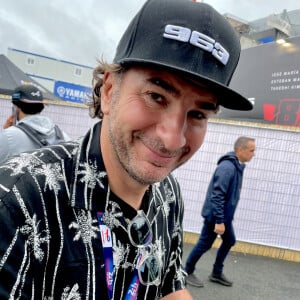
69, 121, 108, 211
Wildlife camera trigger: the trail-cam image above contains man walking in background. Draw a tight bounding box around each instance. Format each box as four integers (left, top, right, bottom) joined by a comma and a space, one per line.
0, 84, 69, 163
185, 136, 256, 288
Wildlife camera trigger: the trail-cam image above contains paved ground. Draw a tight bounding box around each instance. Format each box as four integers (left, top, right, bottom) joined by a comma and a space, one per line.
183, 243, 300, 300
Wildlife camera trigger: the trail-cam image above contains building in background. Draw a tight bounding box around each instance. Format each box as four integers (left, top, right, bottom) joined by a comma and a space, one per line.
226, 9, 300, 46
5, 8, 300, 105
7, 48, 93, 104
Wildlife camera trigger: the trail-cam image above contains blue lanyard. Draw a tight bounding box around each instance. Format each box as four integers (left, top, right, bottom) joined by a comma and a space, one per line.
97, 212, 141, 300
125, 270, 140, 300
97, 212, 114, 300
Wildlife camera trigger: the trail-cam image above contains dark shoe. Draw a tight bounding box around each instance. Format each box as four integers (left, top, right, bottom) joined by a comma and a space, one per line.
209, 272, 233, 286
186, 273, 204, 288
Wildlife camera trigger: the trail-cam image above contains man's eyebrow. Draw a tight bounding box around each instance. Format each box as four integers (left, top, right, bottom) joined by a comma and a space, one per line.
197, 101, 218, 112
147, 77, 180, 96
147, 76, 218, 111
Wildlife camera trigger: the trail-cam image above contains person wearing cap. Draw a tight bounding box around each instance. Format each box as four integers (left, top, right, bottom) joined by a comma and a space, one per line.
184, 136, 256, 288
0, 0, 252, 299
0, 84, 69, 163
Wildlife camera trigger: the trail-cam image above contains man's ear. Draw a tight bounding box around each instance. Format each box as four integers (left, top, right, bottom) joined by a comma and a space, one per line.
101, 72, 114, 115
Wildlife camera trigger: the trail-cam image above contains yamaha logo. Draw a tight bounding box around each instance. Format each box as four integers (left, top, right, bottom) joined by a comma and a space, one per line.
163, 24, 230, 65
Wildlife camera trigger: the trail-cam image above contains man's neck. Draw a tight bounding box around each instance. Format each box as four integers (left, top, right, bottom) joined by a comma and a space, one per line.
18, 111, 30, 121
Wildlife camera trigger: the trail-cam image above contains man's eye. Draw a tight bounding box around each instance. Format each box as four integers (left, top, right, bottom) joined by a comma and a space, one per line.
188, 110, 207, 120
149, 92, 164, 103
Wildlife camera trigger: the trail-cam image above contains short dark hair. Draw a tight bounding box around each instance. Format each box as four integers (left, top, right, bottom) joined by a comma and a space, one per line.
13, 101, 44, 114
11, 84, 44, 115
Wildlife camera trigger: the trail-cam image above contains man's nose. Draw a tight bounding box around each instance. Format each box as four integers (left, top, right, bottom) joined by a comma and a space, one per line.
156, 112, 187, 151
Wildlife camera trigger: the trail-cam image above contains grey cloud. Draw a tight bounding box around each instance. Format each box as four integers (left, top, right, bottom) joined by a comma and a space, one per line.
0, 0, 298, 66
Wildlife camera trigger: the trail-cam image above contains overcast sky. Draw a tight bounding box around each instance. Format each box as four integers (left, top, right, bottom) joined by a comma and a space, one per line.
0, 0, 299, 67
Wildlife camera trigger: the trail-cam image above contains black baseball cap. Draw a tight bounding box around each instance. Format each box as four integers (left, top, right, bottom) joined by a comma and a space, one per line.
12, 84, 44, 104
114, 0, 252, 111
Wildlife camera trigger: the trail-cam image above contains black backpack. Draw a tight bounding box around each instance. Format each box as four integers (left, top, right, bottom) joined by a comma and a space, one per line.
16, 123, 65, 147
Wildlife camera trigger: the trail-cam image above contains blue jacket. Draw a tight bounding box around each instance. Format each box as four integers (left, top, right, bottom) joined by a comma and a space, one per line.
201, 151, 245, 224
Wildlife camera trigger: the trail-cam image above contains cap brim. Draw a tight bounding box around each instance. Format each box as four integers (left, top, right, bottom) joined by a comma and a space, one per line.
203, 79, 253, 111
119, 59, 253, 111
12, 98, 44, 104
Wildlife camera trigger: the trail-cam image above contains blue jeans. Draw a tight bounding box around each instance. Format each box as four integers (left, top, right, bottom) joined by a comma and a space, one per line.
185, 220, 236, 275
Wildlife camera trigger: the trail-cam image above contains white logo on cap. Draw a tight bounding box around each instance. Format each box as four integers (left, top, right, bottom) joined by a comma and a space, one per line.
163, 25, 229, 65
31, 91, 41, 97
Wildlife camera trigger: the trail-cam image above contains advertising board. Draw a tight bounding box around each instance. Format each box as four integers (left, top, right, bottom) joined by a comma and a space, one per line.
218, 36, 300, 128
54, 81, 92, 103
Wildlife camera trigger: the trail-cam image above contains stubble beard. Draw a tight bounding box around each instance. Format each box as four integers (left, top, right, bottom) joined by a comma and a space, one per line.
107, 82, 188, 186
108, 89, 162, 186
108, 123, 162, 185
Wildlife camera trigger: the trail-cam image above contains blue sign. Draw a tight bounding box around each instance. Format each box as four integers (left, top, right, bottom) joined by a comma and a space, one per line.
54, 81, 92, 103
257, 35, 275, 44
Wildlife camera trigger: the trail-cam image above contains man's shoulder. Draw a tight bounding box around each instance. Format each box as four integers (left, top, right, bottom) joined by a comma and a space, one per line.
218, 153, 238, 169
1, 125, 27, 136
0, 124, 39, 146
35, 140, 80, 162
22, 139, 80, 164
0, 126, 34, 163
0, 140, 80, 197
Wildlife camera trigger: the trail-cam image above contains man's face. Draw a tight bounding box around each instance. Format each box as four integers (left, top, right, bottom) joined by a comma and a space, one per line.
238, 141, 256, 163
101, 66, 217, 185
